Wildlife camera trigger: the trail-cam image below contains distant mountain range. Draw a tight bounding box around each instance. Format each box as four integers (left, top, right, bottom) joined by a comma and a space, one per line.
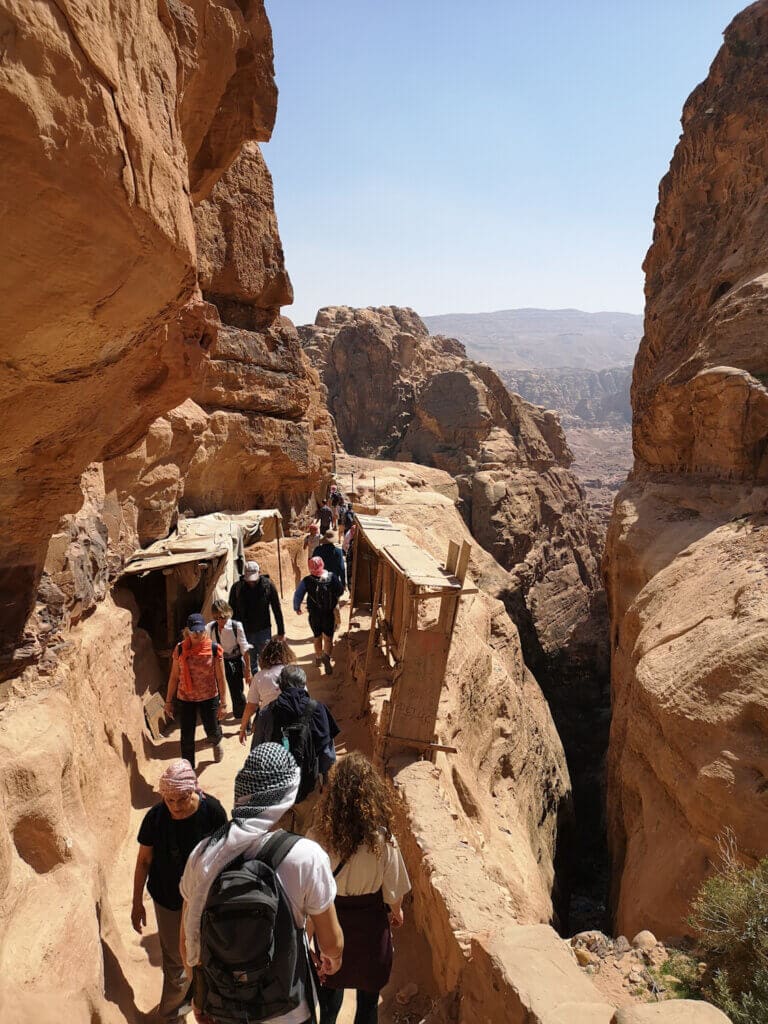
422, 308, 643, 370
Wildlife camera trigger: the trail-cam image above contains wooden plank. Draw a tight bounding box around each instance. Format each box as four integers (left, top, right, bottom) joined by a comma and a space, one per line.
386, 630, 450, 744
384, 734, 458, 755
360, 562, 383, 715
437, 591, 460, 635
456, 540, 472, 586
445, 539, 460, 575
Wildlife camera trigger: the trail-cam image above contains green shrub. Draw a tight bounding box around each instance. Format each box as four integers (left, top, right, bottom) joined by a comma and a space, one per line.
689, 830, 768, 1023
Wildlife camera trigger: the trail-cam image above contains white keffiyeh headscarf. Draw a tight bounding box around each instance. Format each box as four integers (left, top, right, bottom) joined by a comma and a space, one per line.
180, 743, 300, 965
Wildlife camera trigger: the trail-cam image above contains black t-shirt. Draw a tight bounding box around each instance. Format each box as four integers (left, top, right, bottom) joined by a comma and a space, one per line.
137, 794, 227, 910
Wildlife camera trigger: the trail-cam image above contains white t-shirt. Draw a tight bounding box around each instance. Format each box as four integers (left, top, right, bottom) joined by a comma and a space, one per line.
206, 617, 251, 658
246, 664, 283, 707
308, 828, 411, 904
180, 831, 336, 1024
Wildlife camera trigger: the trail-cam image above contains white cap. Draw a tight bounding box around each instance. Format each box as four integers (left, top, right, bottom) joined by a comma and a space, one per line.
244, 560, 260, 581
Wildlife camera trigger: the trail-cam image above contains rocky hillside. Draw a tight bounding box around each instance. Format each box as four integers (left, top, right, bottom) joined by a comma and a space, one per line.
423, 308, 642, 369
501, 367, 632, 428
604, 0, 768, 940
301, 305, 611, 916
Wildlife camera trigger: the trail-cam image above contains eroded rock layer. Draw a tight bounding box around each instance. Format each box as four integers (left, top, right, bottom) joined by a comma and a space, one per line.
0, 0, 278, 670
605, 1, 768, 938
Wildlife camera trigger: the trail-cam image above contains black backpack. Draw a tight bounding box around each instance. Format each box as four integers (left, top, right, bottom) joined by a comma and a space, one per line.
281, 699, 320, 804
307, 575, 336, 614
199, 829, 313, 1023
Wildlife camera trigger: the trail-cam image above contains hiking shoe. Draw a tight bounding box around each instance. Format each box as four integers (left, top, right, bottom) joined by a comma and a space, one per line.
212, 742, 224, 763
322, 654, 333, 676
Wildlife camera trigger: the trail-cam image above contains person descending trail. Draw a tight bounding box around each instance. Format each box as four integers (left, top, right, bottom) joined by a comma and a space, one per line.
340, 502, 355, 542
310, 753, 411, 1024
294, 522, 321, 585
328, 484, 345, 530
132, 760, 227, 1024
314, 500, 334, 536
294, 556, 344, 676
237, 637, 297, 747
229, 561, 285, 672
206, 598, 252, 721
165, 613, 228, 769
179, 743, 344, 1024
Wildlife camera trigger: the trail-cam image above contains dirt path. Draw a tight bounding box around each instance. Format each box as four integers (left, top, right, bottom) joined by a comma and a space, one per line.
109, 543, 435, 1023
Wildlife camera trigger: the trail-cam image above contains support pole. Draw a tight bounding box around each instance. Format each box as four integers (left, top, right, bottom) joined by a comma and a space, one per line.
373, 475, 377, 511
276, 533, 284, 599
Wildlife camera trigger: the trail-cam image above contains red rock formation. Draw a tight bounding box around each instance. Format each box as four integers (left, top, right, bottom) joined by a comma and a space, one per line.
0, 0, 278, 671
605, 1, 768, 939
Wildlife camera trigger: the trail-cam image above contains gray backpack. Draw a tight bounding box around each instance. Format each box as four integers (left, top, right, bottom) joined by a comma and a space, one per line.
199, 829, 314, 1023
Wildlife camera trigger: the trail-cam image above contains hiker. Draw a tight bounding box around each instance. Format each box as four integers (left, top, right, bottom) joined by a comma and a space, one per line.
312, 529, 347, 591
328, 484, 345, 528
339, 502, 355, 541
229, 560, 285, 672
206, 598, 251, 721
131, 759, 227, 1024
294, 556, 344, 675
237, 637, 297, 746
314, 500, 334, 535
179, 743, 344, 1024
343, 521, 357, 586
310, 753, 411, 1024
165, 613, 228, 769
259, 665, 339, 803
294, 522, 321, 585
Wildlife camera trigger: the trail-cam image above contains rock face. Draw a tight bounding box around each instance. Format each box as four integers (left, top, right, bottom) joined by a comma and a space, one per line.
301, 306, 610, 920
501, 368, 632, 429
0, 0, 278, 670
604, 1, 768, 939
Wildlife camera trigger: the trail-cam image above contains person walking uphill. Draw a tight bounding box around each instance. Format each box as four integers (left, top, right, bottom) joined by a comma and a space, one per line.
229, 560, 285, 672
312, 530, 346, 591
132, 760, 227, 1024
207, 598, 251, 720
179, 743, 344, 1024
294, 557, 344, 675
165, 614, 228, 770
310, 753, 411, 1024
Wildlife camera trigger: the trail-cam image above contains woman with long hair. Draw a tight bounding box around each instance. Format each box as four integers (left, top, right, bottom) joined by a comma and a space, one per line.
238, 637, 296, 746
310, 752, 411, 1024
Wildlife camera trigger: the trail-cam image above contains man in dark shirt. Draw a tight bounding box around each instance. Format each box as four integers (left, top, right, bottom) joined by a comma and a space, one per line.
314, 501, 334, 535
312, 530, 347, 590
228, 560, 286, 672
132, 760, 227, 1023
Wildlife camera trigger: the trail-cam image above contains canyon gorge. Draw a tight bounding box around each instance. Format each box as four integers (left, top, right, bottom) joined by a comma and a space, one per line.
0, 1, 764, 1023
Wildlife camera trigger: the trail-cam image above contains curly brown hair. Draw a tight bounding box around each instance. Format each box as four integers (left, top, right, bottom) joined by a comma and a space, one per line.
313, 752, 396, 862
259, 638, 296, 669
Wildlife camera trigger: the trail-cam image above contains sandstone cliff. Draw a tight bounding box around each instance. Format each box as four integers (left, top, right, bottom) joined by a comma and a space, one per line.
0, 0, 280, 672
301, 305, 610, 917
604, 1, 768, 939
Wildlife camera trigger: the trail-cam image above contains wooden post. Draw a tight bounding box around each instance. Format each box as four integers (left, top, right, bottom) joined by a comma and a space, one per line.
276, 533, 284, 599
361, 561, 383, 715
373, 475, 377, 510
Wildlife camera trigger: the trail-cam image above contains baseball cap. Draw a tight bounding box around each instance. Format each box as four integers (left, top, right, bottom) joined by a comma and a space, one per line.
244, 561, 260, 581
186, 612, 206, 633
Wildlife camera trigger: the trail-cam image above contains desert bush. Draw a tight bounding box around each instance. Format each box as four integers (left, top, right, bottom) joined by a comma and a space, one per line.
689, 829, 768, 1023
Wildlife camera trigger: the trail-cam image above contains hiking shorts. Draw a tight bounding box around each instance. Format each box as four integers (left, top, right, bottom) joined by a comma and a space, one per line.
309, 608, 335, 638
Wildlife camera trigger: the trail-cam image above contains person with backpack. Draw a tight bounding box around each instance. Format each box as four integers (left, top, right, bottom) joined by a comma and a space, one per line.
312, 530, 346, 591
293, 557, 344, 675
270, 665, 339, 804
164, 613, 228, 769
309, 753, 411, 1024
339, 503, 355, 542
229, 561, 286, 673
131, 759, 227, 1024
237, 638, 297, 747
179, 743, 344, 1024
327, 485, 345, 529
207, 598, 251, 721
313, 500, 334, 536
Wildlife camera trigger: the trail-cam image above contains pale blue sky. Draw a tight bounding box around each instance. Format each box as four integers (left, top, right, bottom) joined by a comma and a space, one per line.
264, 1, 743, 326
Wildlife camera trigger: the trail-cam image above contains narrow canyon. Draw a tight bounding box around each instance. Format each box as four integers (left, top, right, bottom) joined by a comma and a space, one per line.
1, 3, 764, 1024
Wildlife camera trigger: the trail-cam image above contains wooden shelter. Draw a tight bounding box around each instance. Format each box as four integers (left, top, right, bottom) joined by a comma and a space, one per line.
349, 514, 471, 763
120, 510, 283, 659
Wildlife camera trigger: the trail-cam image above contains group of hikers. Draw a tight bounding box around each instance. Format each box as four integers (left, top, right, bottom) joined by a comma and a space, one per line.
134, 487, 410, 1024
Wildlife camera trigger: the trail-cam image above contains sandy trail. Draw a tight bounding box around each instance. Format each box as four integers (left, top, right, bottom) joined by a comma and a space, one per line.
109, 544, 435, 1024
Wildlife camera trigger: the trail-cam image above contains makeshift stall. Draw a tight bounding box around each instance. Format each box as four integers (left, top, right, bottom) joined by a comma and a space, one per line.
349, 514, 471, 764
120, 510, 283, 660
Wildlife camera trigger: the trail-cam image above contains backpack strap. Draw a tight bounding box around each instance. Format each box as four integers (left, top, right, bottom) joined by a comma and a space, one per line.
212, 621, 220, 645
256, 829, 303, 871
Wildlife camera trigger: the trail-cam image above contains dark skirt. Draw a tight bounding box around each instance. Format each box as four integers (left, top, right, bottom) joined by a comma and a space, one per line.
321, 890, 393, 993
